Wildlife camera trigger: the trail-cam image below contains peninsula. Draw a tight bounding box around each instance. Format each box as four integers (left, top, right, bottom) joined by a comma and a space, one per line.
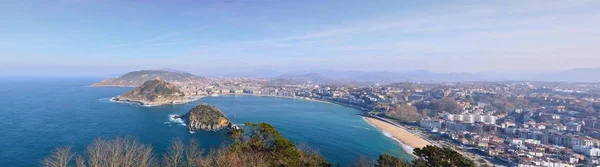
91, 70, 204, 87
113, 79, 192, 106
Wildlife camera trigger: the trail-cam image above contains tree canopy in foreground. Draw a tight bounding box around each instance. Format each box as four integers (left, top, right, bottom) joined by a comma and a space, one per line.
44, 123, 473, 167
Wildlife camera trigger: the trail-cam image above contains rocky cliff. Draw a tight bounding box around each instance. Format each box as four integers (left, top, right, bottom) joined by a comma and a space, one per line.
114, 79, 187, 106
177, 104, 235, 131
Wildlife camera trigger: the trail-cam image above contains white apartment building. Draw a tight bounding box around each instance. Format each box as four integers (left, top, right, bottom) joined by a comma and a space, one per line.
443, 113, 497, 125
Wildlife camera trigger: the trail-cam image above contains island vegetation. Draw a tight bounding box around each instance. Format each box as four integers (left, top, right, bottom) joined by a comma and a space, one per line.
178, 104, 236, 131
114, 79, 187, 106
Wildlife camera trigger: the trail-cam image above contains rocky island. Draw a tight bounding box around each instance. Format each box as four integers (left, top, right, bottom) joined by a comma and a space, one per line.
114, 79, 192, 106
175, 104, 236, 132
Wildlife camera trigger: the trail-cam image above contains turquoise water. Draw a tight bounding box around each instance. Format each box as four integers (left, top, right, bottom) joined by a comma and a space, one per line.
0, 78, 410, 166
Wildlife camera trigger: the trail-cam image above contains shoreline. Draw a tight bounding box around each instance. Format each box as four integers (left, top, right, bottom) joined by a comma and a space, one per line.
111, 95, 205, 107
110, 92, 426, 157
211, 94, 373, 112
362, 117, 416, 156
204, 93, 372, 109
362, 116, 431, 155
110, 93, 337, 107
217, 93, 336, 105
103, 85, 368, 112
209, 94, 427, 156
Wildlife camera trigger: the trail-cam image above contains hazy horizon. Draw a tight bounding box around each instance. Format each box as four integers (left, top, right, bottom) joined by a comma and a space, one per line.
1, 1, 600, 77
0, 67, 568, 78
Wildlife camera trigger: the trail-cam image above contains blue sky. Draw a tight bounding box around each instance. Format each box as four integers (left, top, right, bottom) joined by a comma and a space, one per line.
1, 0, 599, 76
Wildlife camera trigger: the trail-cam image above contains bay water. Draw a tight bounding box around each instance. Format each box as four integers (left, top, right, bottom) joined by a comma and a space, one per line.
0, 78, 410, 166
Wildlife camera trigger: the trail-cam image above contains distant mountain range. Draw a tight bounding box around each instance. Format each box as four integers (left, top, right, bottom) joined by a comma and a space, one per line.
221, 69, 282, 78
94, 68, 600, 85
264, 68, 600, 83
268, 73, 333, 85
267, 70, 485, 83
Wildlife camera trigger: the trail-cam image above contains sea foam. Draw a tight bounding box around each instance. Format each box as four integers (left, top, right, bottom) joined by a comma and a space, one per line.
167, 115, 186, 126
96, 97, 114, 103
363, 117, 415, 155
350, 125, 370, 130
382, 130, 415, 155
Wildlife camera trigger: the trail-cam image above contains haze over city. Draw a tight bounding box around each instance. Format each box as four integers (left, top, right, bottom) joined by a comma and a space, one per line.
1, 0, 600, 77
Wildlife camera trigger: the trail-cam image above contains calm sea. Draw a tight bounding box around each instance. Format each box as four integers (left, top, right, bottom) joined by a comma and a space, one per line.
0, 77, 410, 166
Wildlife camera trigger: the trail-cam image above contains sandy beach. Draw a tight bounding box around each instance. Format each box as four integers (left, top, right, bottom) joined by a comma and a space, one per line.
363, 117, 431, 150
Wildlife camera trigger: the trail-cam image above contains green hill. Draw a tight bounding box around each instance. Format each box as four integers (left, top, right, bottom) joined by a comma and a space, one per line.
115, 79, 186, 106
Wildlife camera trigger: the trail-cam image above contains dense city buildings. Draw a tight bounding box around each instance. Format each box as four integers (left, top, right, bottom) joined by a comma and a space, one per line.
173, 78, 600, 166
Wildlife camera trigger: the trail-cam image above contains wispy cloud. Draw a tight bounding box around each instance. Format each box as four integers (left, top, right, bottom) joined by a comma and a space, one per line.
181, 1, 600, 72
15, 0, 599, 74
109, 31, 183, 48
